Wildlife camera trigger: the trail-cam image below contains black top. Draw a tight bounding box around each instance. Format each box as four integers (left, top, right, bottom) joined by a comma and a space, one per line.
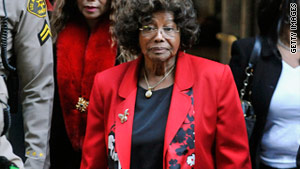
130, 85, 173, 169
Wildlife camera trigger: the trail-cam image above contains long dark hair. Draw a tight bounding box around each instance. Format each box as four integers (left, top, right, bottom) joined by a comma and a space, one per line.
257, 0, 299, 47
50, 0, 81, 42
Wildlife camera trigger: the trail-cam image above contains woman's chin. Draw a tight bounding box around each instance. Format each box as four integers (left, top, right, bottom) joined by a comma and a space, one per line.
146, 52, 175, 62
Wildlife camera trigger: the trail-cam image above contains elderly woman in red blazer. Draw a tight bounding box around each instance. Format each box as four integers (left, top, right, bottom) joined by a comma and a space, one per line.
81, 0, 251, 168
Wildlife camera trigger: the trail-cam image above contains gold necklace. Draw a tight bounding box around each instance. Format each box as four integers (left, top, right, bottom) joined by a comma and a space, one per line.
143, 65, 175, 99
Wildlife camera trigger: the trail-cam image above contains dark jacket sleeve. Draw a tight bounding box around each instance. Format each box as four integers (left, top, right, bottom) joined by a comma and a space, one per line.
297, 146, 300, 168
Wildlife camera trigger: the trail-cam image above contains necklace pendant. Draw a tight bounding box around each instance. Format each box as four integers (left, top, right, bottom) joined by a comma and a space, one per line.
145, 89, 152, 98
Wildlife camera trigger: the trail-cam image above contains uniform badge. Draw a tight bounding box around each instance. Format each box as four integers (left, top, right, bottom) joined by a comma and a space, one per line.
27, 0, 47, 18
38, 20, 52, 46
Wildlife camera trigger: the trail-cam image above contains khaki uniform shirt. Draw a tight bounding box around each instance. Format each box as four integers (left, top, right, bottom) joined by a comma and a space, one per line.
0, 0, 54, 168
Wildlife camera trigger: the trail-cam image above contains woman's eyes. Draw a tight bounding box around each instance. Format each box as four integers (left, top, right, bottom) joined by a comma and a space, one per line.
144, 26, 156, 31
163, 27, 175, 32
143, 26, 176, 31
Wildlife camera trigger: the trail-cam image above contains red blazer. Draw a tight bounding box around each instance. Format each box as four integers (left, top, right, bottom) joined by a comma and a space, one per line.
81, 52, 251, 169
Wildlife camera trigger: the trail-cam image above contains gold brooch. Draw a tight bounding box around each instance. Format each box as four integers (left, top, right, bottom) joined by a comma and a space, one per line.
76, 97, 89, 113
118, 109, 129, 124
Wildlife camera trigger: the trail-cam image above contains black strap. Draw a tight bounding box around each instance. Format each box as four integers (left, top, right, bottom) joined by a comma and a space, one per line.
249, 36, 262, 69
240, 36, 262, 100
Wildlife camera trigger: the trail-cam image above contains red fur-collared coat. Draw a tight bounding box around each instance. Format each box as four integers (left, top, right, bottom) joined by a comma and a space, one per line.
56, 18, 116, 151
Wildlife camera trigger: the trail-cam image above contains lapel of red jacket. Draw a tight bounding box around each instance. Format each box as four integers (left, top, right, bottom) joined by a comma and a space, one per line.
115, 57, 141, 169
163, 51, 194, 168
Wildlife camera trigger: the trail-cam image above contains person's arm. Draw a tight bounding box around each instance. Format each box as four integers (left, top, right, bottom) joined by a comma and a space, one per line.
81, 73, 108, 169
14, 0, 54, 168
215, 65, 251, 169
0, 137, 25, 169
0, 80, 24, 169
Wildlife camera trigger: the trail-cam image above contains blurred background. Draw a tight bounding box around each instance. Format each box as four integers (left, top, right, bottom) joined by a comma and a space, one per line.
189, 0, 260, 64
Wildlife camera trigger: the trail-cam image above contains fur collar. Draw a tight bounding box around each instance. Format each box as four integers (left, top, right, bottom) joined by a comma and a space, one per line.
56, 18, 116, 150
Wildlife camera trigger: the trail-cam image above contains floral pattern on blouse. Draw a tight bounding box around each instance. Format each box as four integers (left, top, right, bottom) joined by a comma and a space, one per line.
187, 153, 195, 166
167, 88, 195, 169
108, 124, 122, 169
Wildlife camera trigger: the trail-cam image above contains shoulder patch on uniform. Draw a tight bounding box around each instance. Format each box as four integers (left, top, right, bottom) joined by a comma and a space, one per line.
27, 0, 47, 18
38, 20, 52, 46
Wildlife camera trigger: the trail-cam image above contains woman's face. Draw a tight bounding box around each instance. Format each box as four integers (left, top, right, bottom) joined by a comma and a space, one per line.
77, 0, 109, 21
139, 11, 180, 63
